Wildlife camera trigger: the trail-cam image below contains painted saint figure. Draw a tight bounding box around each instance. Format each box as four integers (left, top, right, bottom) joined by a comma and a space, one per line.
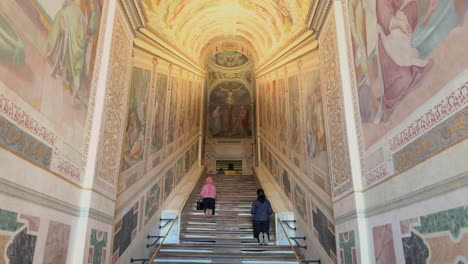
212, 106, 223, 136
239, 105, 250, 136
47, 0, 92, 107
374, 0, 433, 123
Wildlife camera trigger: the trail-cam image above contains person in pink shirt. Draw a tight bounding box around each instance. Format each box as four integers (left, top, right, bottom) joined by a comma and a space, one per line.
200, 176, 216, 217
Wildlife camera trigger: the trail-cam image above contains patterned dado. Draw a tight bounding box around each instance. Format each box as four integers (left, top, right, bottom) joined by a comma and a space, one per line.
319, 7, 353, 199
96, 6, 134, 194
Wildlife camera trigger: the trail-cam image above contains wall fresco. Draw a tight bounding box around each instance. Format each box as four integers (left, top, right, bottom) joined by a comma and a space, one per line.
176, 158, 184, 184
167, 77, 178, 144
347, 0, 468, 146
294, 183, 307, 223
120, 67, 151, 172
0, 0, 103, 149
144, 182, 161, 225
164, 168, 174, 199
288, 75, 303, 155
208, 82, 251, 138
151, 73, 168, 153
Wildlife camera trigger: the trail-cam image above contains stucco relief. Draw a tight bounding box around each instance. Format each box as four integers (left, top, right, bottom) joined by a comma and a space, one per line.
96, 7, 133, 191
319, 7, 353, 199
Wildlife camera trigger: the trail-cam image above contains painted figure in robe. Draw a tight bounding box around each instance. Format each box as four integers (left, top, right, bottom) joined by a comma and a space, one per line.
239, 105, 250, 136
47, 0, 94, 107
211, 106, 223, 136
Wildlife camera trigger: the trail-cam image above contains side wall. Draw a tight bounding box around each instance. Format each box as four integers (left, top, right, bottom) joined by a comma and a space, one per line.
319, 1, 468, 263
108, 27, 205, 264
256, 50, 336, 262
0, 0, 117, 263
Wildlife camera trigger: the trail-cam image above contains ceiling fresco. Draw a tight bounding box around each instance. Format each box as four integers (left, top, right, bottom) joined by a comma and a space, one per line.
210, 51, 249, 68
141, 0, 313, 64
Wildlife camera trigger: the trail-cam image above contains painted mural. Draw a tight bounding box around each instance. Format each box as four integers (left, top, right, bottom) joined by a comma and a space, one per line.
121, 67, 151, 172
304, 69, 330, 191
304, 70, 327, 162
141, 0, 313, 62
144, 181, 161, 225
0, 0, 103, 148
282, 169, 291, 198
164, 168, 174, 199
0, 208, 39, 264
151, 73, 168, 154
43, 221, 71, 264
288, 75, 303, 155
209, 82, 252, 138
178, 79, 187, 138
278, 79, 288, 148
294, 183, 307, 222
167, 77, 179, 144
347, 0, 468, 148
88, 229, 108, 264
176, 158, 184, 184
210, 51, 249, 68
113, 202, 138, 262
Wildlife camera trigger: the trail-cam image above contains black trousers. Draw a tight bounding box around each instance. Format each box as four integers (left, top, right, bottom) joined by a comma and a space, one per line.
253, 220, 269, 239
202, 198, 215, 215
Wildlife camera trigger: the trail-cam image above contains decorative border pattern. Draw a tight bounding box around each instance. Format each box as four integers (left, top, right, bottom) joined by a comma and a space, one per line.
393, 107, 467, 174
363, 81, 468, 188
0, 95, 56, 146
96, 6, 134, 193
389, 83, 467, 152
319, 6, 353, 199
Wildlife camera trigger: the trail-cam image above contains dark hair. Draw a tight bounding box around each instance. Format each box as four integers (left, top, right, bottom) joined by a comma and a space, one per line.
257, 189, 266, 203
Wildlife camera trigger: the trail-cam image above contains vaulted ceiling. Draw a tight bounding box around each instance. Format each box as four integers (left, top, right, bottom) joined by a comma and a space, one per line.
139, 0, 316, 65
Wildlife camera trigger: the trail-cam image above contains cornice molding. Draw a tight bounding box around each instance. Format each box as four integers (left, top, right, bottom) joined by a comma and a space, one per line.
0, 177, 113, 224
119, 0, 144, 32
256, 33, 318, 77
335, 171, 468, 224
134, 29, 205, 76
310, 0, 334, 39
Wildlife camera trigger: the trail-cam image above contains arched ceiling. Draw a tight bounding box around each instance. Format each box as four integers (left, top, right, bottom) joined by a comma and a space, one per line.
141, 0, 313, 65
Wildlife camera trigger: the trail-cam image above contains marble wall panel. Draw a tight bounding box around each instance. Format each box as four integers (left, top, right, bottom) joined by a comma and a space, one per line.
43, 221, 71, 264
88, 229, 108, 264
0, 208, 39, 264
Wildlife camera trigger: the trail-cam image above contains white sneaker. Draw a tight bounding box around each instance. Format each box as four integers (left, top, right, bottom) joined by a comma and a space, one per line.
259, 232, 264, 244
263, 233, 269, 245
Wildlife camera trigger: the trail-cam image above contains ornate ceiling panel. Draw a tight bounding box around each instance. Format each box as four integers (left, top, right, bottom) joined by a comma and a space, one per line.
139, 0, 314, 64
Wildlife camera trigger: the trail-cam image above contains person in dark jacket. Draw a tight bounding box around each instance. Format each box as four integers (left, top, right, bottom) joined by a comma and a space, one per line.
251, 189, 273, 245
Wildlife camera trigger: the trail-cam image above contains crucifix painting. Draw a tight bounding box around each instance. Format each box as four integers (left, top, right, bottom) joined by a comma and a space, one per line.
209, 81, 252, 138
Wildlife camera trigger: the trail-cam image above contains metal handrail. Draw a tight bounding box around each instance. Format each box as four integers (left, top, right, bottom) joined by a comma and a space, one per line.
148, 214, 180, 263
277, 216, 302, 264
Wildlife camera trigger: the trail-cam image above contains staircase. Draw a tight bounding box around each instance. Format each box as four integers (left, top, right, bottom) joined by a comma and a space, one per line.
154, 174, 299, 263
